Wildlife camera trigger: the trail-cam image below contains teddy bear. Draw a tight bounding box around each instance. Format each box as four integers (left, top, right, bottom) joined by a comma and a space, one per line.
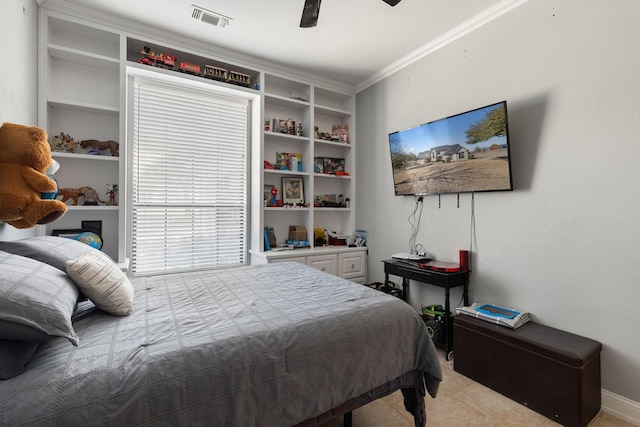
0, 122, 68, 228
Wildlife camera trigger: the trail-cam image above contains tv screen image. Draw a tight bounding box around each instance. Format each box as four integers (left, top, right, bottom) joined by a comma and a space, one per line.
388, 101, 513, 196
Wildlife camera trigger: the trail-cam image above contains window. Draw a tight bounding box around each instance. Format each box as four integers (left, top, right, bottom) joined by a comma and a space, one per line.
130, 74, 249, 276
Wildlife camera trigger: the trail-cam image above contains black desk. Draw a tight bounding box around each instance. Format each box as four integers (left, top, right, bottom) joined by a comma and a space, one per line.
383, 259, 470, 358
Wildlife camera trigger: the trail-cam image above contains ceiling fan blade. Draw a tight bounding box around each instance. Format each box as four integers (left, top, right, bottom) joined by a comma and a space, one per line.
382, 0, 401, 6
300, 0, 321, 28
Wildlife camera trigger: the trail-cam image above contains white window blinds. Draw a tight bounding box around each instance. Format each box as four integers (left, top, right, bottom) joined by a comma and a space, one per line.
131, 76, 249, 276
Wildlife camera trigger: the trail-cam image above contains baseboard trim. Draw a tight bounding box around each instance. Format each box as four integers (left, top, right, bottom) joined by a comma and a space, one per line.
602, 389, 640, 425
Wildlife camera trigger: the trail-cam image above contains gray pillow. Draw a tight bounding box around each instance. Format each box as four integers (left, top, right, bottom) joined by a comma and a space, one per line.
0, 250, 80, 346
0, 236, 95, 272
0, 340, 40, 380
0, 319, 50, 341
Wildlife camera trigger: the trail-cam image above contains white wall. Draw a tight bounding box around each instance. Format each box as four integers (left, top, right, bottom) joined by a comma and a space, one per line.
356, 0, 640, 405
0, 0, 39, 240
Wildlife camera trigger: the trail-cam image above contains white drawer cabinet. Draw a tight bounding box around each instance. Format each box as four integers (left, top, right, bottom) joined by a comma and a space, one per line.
270, 256, 307, 265
338, 251, 367, 283
251, 246, 367, 282
307, 254, 338, 275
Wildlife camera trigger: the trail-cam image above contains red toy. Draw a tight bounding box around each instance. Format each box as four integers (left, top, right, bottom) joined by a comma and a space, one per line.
178, 62, 201, 75
106, 184, 118, 204
139, 46, 176, 69
270, 186, 278, 207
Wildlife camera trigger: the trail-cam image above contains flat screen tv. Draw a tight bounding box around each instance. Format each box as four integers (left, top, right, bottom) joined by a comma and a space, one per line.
388, 101, 513, 196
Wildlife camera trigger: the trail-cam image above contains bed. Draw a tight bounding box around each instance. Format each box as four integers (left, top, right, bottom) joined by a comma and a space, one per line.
0, 237, 442, 426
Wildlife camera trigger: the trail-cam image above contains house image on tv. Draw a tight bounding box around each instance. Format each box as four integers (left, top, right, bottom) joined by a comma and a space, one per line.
415, 150, 430, 166
430, 144, 470, 162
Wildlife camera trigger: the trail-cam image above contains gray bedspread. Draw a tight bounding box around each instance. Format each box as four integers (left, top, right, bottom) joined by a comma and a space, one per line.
0, 262, 441, 426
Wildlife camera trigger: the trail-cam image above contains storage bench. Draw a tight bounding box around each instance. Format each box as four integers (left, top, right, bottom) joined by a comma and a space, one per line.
453, 314, 602, 427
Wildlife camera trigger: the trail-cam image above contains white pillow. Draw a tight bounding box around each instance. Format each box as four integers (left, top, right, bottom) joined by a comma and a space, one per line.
66, 250, 134, 316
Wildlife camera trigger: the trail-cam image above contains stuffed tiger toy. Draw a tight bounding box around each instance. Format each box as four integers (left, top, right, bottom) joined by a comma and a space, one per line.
56, 187, 104, 205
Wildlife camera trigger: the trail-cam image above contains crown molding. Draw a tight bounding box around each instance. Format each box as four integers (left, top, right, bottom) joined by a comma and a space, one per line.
356, 0, 529, 93
40, 0, 355, 95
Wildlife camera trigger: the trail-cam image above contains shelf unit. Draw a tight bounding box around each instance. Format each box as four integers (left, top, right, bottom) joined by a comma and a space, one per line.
38, 11, 123, 262
38, 4, 360, 279
264, 246, 368, 284
251, 73, 363, 280
313, 87, 354, 245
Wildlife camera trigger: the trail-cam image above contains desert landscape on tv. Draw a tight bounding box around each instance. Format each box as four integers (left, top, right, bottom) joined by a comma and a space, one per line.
392, 148, 511, 194
389, 103, 512, 195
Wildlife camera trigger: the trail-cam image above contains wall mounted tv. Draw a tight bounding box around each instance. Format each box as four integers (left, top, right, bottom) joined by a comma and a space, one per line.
388, 100, 513, 196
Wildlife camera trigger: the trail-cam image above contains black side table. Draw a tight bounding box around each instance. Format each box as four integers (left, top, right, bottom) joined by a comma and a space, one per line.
383, 259, 470, 359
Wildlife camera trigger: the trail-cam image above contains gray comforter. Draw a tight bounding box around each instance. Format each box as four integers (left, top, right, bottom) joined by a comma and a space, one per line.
0, 262, 441, 426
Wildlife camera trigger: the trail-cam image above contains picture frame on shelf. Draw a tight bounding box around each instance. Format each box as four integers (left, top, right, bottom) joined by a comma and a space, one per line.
282, 177, 304, 205
331, 124, 350, 144
81, 220, 103, 236
277, 152, 302, 172
275, 152, 290, 170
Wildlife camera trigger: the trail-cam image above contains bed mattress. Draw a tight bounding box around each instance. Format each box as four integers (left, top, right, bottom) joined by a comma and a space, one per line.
0, 262, 441, 426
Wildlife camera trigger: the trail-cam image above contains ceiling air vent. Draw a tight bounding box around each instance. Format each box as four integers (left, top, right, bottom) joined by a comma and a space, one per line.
190, 4, 231, 28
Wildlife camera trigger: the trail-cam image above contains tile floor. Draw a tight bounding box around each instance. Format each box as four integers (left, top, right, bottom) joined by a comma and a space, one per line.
322, 351, 636, 427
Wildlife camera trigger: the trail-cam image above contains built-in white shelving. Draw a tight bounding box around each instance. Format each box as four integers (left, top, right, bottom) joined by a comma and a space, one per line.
38, 2, 363, 280
38, 11, 123, 262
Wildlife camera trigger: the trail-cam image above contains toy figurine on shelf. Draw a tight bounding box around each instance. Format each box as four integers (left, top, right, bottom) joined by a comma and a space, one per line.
80, 139, 120, 157
50, 132, 76, 153
270, 186, 278, 207
331, 124, 350, 144
57, 186, 103, 206
285, 118, 295, 135
105, 184, 118, 205
138, 46, 176, 69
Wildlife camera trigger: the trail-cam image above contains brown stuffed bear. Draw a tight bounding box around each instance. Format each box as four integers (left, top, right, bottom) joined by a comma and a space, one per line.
0, 122, 68, 228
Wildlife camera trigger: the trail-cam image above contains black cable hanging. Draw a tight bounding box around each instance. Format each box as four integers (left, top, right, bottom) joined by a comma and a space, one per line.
408, 195, 424, 254
469, 192, 476, 272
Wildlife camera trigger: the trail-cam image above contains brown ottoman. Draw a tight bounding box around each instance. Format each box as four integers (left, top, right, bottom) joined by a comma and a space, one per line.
453, 314, 601, 427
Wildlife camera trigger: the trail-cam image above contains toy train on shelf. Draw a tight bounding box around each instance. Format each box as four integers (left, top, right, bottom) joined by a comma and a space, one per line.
138, 46, 252, 88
